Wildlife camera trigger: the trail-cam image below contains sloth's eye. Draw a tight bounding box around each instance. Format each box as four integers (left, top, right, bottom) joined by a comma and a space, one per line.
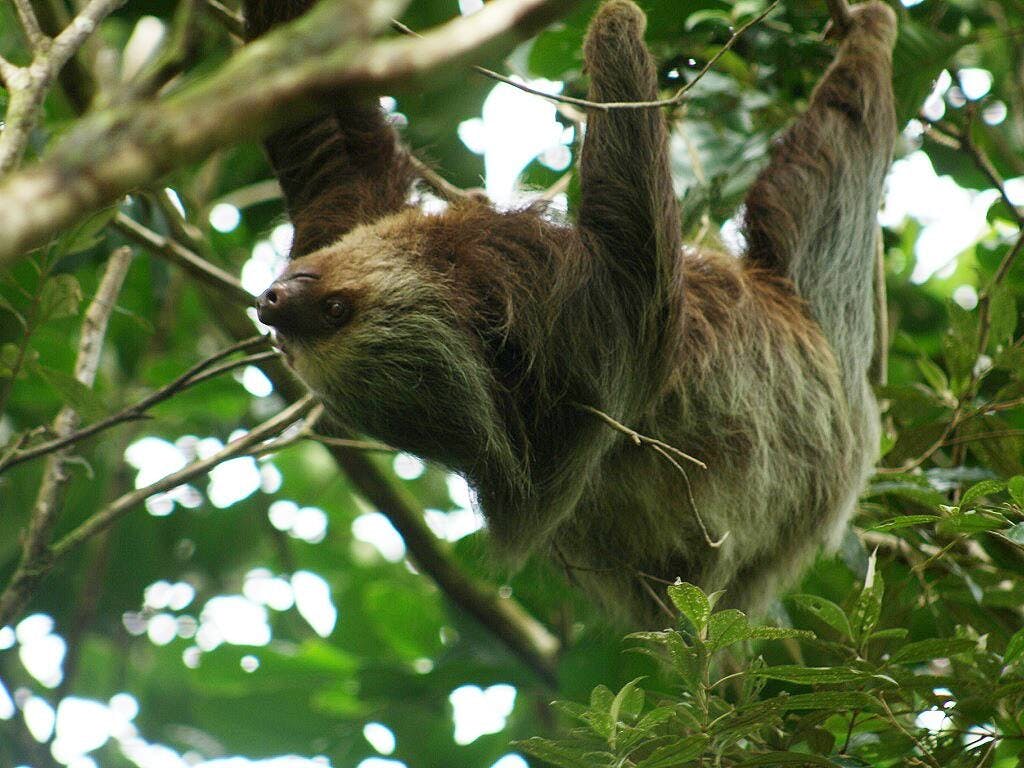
324, 298, 349, 324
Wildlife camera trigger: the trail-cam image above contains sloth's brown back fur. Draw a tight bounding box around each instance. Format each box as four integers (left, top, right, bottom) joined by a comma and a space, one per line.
245, 0, 897, 624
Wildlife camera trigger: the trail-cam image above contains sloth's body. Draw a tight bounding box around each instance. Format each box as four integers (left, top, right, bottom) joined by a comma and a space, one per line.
248, 0, 896, 623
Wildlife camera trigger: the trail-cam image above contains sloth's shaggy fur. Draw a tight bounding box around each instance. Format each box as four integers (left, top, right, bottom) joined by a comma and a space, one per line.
246, 0, 897, 624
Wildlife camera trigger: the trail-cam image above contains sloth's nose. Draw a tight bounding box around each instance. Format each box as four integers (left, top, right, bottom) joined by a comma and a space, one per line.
256, 272, 320, 334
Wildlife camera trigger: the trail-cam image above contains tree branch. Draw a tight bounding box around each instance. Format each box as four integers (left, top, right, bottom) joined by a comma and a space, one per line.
48, 396, 316, 560
12, 0, 50, 54
0, 0, 579, 267
112, 213, 253, 305
0, 396, 316, 627
0, 336, 272, 475
0, 0, 125, 172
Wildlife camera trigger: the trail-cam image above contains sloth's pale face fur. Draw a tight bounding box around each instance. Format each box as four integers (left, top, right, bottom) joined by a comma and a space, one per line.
267, 215, 518, 482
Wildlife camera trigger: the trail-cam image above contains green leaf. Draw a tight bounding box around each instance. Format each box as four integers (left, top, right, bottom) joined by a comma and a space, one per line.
943, 302, 980, 390
869, 514, 940, 532
635, 734, 709, 768
609, 677, 645, 745
627, 630, 701, 687
1005, 627, 1024, 666
916, 357, 949, 394
708, 609, 748, 650
780, 691, 878, 711
0, 293, 26, 327
550, 701, 590, 723
745, 627, 814, 642
362, 581, 443, 660
892, 19, 964, 124
752, 666, 871, 684
851, 563, 884, 644
38, 273, 83, 321
987, 285, 1017, 348
518, 737, 596, 768
58, 205, 117, 256
937, 510, 1007, 535
667, 582, 710, 633
890, 638, 977, 664
805, 727, 835, 756
590, 684, 613, 712
736, 750, 838, 766
683, 9, 731, 30
961, 479, 1007, 509
1003, 523, 1024, 545
790, 595, 852, 638
867, 628, 908, 642
867, 479, 946, 508
635, 706, 675, 731
1007, 476, 1024, 507
32, 364, 106, 421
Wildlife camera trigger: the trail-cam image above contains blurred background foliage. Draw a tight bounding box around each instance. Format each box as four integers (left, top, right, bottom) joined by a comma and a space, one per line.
0, 0, 1023, 766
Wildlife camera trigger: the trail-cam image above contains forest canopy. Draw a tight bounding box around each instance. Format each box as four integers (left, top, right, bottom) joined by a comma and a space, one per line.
0, 0, 1023, 767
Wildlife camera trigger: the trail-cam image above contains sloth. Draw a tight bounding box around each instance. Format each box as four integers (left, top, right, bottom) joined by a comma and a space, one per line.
246, 0, 897, 623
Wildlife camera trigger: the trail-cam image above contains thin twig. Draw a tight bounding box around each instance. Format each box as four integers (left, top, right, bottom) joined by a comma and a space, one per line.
113, 213, 253, 305
637, 573, 676, 619
0, 336, 271, 474
205, 0, 245, 38
575, 403, 706, 468
574, 404, 727, 549
652, 443, 728, 548
408, 154, 482, 202
879, 695, 942, 768
540, 168, 573, 201
396, 2, 779, 112
308, 434, 395, 452
48, 397, 315, 561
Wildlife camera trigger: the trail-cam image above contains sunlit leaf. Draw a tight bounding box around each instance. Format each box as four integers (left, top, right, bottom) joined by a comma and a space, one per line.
960, 478, 1007, 509
667, 582, 710, 633
635, 734, 709, 768
1005, 627, 1024, 666
890, 638, 976, 664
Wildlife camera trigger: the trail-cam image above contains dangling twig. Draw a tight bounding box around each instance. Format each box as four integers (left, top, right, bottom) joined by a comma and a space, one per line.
574, 404, 729, 549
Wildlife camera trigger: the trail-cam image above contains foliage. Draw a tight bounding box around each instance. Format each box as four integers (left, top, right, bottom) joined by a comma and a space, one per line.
0, 0, 1022, 767
523, 578, 1024, 767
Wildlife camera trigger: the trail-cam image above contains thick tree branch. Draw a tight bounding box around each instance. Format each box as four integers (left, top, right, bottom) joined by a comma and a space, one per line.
0, 0, 579, 267
12, 0, 50, 54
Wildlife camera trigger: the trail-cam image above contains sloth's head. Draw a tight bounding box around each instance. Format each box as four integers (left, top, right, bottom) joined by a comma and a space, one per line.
255, 221, 516, 476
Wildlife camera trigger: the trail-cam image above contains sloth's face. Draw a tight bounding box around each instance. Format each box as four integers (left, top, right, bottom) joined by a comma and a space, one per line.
253, 224, 494, 462
255, 221, 437, 382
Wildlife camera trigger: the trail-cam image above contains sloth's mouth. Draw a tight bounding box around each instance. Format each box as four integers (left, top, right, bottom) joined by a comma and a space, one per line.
269, 332, 294, 366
